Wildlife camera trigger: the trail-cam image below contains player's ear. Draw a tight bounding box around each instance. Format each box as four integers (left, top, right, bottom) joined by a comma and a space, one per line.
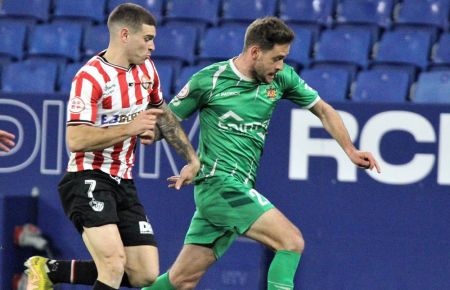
119, 27, 130, 43
249, 46, 260, 60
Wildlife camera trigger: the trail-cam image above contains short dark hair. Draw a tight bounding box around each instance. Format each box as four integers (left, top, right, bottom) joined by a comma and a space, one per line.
244, 17, 295, 51
107, 3, 156, 32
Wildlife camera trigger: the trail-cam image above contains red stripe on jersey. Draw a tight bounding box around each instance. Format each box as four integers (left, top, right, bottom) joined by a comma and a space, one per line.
117, 70, 130, 108
149, 60, 163, 106
75, 152, 85, 171
124, 136, 137, 178
132, 68, 144, 105
139, 64, 151, 104
92, 151, 104, 170
109, 142, 123, 176
92, 60, 111, 83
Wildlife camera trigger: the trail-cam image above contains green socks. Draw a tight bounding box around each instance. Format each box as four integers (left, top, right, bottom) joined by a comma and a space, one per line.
267, 250, 301, 290
141, 272, 175, 290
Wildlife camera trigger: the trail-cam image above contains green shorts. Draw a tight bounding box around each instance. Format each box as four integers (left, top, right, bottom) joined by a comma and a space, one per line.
184, 175, 274, 258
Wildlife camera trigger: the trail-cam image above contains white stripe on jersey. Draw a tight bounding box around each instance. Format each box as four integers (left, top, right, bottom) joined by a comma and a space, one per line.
66, 54, 163, 179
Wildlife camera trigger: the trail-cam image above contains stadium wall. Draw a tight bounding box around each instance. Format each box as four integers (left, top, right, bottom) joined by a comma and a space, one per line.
1, 94, 449, 289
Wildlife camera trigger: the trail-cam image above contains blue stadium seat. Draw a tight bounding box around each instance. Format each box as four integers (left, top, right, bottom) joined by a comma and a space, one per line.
1, 61, 58, 93
286, 27, 314, 69
396, 0, 449, 31
175, 65, 207, 93
375, 30, 432, 70
279, 0, 336, 27
0, 0, 50, 22
83, 24, 109, 59
0, 22, 27, 61
300, 67, 351, 102
165, 0, 220, 26
433, 33, 450, 66
198, 26, 246, 65
413, 70, 450, 103
53, 0, 106, 24
352, 69, 410, 102
221, 0, 277, 24
152, 26, 197, 65
107, 0, 164, 22
59, 62, 83, 93
315, 28, 372, 69
155, 63, 174, 96
336, 0, 394, 29
28, 23, 82, 62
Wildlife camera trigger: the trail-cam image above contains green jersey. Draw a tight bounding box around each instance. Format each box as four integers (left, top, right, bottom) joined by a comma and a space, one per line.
169, 59, 319, 186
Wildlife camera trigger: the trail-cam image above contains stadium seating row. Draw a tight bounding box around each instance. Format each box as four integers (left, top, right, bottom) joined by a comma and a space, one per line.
1, 0, 449, 31
0, 60, 448, 104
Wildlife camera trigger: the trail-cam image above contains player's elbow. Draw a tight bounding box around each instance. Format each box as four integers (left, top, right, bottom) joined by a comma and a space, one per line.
66, 126, 89, 152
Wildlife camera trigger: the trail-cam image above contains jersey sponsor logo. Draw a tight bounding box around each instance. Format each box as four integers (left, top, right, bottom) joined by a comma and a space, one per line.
139, 221, 154, 234
101, 110, 143, 125
68, 97, 85, 113
220, 91, 240, 97
266, 87, 277, 99
218, 110, 269, 138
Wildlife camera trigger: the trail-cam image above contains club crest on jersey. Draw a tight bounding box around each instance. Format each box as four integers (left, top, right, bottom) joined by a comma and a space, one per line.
140, 74, 153, 90
69, 97, 85, 113
266, 87, 277, 99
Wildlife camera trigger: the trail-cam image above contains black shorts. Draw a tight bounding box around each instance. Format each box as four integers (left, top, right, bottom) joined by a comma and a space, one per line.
58, 170, 157, 247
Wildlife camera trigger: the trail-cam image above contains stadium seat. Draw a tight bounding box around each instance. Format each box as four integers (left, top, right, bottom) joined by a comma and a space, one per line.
198, 26, 246, 65
175, 65, 206, 93
28, 23, 83, 62
155, 63, 174, 96
336, 0, 394, 29
0, 0, 50, 22
53, 0, 106, 24
165, 0, 220, 27
1, 61, 58, 93
221, 0, 277, 24
314, 28, 372, 69
395, 0, 449, 31
286, 26, 314, 69
0, 22, 27, 61
83, 24, 109, 59
152, 26, 197, 65
413, 70, 450, 103
107, 0, 164, 22
279, 0, 336, 27
59, 62, 83, 93
352, 69, 410, 102
374, 30, 432, 70
300, 67, 351, 102
433, 33, 450, 66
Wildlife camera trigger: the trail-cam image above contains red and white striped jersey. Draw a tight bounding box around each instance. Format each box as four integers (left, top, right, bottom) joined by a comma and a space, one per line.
66, 52, 164, 179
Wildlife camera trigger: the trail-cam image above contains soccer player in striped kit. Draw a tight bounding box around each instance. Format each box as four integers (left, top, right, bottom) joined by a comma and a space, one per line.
24, 3, 200, 290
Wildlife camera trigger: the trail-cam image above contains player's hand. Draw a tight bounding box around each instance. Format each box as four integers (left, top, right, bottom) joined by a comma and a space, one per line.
348, 150, 381, 173
139, 130, 155, 145
127, 109, 163, 136
0, 130, 16, 152
167, 161, 201, 190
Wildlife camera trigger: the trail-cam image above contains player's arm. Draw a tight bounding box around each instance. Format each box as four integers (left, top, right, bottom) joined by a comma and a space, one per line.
151, 101, 200, 189
309, 99, 381, 173
67, 108, 163, 152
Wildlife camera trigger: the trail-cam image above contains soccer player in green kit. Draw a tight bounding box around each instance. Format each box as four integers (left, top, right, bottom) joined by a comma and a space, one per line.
144, 17, 381, 290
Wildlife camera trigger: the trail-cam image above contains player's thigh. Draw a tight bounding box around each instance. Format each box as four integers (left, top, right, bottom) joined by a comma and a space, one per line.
124, 245, 159, 283
244, 208, 304, 252
82, 224, 125, 264
169, 244, 216, 287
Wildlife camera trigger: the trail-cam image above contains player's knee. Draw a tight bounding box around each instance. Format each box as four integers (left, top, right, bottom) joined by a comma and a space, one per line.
100, 252, 126, 277
281, 227, 305, 253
